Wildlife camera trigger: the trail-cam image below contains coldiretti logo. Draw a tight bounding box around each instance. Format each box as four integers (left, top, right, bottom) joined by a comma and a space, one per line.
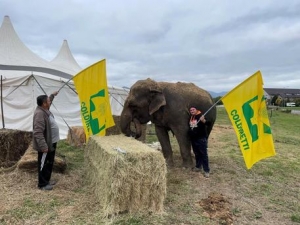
230, 95, 272, 151
80, 89, 106, 135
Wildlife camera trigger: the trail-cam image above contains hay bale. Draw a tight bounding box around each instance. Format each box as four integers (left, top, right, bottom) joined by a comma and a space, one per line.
17, 144, 67, 173
84, 134, 167, 216
66, 126, 86, 146
0, 129, 32, 167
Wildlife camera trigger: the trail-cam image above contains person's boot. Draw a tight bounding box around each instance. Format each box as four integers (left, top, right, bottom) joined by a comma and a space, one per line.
39, 184, 53, 190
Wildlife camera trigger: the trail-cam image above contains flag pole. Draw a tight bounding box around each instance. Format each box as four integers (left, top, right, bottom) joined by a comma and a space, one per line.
58, 76, 74, 92
202, 97, 223, 116
1, 75, 5, 128
58, 59, 104, 92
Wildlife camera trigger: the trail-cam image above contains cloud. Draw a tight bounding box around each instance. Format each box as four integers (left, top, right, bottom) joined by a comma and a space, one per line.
1, 0, 300, 92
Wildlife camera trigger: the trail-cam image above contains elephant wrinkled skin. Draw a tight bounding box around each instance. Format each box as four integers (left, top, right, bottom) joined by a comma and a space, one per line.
120, 78, 216, 168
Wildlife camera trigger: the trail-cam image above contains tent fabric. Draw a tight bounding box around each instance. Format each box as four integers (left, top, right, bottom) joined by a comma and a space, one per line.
0, 75, 129, 139
51, 40, 82, 74
0, 16, 76, 79
0, 16, 129, 139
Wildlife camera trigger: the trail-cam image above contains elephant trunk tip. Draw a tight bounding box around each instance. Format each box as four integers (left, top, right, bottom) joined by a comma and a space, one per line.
124, 131, 141, 139
120, 115, 142, 139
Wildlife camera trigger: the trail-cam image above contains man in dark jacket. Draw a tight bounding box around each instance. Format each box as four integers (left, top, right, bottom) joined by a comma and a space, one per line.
33, 91, 59, 190
188, 107, 211, 178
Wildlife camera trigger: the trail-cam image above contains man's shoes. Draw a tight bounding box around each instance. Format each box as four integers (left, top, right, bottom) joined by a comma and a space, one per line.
49, 180, 57, 185
39, 184, 53, 191
192, 167, 202, 172
204, 172, 210, 178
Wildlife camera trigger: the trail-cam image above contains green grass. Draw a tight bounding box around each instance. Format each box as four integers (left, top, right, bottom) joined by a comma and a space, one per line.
5, 197, 60, 222
215, 106, 231, 125
57, 141, 85, 171
292, 214, 300, 223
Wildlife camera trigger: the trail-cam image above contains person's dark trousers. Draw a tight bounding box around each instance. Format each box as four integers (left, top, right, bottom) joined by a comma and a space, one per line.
191, 138, 210, 172
38, 143, 56, 188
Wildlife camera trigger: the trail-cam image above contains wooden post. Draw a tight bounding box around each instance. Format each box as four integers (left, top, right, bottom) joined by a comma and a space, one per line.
1, 75, 5, 128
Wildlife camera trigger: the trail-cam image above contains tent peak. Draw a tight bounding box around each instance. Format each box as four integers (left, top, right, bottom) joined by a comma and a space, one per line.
51, 39, 82, 73
0, 15, 75, 79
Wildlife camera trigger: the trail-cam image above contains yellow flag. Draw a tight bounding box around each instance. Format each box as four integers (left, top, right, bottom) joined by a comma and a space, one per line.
221, 71, 276, 169
73, 59, 115, 139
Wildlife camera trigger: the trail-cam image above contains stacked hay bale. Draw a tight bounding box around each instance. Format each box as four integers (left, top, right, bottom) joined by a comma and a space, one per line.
0, 129, 32, 167
66, 126, 86, 146
84, 134, 167, 216
17, 144, 67, 173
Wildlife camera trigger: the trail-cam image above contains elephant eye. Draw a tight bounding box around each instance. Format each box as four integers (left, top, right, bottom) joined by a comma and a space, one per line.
128, 99, 148, 109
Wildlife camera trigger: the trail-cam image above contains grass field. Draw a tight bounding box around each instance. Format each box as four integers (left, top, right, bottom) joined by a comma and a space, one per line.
0, 107, 299, 224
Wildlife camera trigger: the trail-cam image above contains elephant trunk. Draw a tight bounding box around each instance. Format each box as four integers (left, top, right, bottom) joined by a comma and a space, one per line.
120, 110, 132, 136
133, 118, 142, 139
120, 109, 142, 139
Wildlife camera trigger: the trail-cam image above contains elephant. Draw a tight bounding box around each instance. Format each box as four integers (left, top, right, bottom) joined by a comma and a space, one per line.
120, 78, 217, 168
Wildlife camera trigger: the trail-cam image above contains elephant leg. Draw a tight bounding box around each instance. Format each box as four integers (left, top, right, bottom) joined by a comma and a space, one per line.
155, 126, 174, 167
174, 133, 193, 168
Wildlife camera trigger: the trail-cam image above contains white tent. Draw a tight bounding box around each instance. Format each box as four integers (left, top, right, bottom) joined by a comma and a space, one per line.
0, 75, 128, 138
0, 16, 75, 79
0, 16, 128, 139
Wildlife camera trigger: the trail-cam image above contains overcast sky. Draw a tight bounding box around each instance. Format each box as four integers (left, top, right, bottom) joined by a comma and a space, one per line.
1, 0, 300, 92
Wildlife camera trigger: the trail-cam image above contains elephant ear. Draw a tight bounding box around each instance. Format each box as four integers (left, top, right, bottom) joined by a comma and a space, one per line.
149, 86, 166, 115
